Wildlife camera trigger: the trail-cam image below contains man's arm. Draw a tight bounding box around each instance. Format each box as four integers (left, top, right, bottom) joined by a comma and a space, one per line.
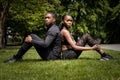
31, 32, 57, 48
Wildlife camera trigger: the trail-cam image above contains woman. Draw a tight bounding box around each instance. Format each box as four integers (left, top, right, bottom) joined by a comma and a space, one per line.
59, 14, 114, 60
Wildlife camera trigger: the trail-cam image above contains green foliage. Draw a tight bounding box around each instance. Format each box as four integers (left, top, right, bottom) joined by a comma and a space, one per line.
110, 3, 120, 21
6, 0, 120, 43
8, 0, 58, 36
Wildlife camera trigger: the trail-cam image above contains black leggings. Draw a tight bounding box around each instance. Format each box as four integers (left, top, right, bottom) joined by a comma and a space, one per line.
62, 33, 97, 59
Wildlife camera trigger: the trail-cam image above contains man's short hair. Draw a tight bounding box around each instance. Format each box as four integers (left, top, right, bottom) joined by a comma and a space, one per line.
47, 12, 56, 19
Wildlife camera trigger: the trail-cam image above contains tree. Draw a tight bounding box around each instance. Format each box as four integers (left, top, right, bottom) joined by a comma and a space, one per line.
0, 0, 8, 48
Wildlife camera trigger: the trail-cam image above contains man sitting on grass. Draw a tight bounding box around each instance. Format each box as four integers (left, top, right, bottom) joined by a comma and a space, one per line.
4, 12, 61, 63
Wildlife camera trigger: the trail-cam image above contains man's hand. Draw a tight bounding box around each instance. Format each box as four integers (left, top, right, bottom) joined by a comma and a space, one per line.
25, 35, 32, 43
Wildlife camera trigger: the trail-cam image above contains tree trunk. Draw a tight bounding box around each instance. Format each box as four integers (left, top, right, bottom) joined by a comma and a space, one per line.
0, 1, 8, 48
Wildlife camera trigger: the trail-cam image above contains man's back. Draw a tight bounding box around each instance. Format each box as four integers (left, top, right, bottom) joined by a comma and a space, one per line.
46, 24, 61, 59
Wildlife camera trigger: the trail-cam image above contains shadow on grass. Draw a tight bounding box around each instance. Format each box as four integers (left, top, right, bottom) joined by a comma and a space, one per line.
22, 57, 99, 62
22, 59, 46, 62
19, 57, 119, 63
78, 57, 99, 60
21, 58, 98, 62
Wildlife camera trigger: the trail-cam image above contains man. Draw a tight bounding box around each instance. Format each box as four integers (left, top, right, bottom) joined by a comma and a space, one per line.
4, 12, 61, 63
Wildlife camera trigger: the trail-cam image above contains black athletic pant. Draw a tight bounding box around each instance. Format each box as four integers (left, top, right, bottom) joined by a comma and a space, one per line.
14, 34, 56, 60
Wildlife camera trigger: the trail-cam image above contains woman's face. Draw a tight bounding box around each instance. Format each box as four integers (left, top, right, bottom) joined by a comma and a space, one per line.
63, 15, 73, 28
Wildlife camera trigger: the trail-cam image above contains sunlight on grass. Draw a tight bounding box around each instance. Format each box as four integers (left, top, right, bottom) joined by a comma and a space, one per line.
0, 46, 120, 80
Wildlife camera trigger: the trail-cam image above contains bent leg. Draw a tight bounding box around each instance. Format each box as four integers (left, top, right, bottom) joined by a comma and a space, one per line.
13, 34, 47, 60
4, 34, 48, 63
30, 34, 48, 60
4, 39, 33, 63
15, 34, 44, 59
76, 34, 105, 54
14, 42, 33, 59
76, 33, 115, 59
76, 33, 97, 47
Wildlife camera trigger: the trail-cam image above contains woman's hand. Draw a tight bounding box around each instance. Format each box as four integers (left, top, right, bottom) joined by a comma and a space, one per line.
92, 44, 100, 50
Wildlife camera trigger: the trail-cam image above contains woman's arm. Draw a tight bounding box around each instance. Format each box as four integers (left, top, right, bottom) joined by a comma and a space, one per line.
61, 29, 98, 51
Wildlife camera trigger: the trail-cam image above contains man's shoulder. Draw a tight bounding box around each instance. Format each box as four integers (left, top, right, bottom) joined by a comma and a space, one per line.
49, 24, 60, 32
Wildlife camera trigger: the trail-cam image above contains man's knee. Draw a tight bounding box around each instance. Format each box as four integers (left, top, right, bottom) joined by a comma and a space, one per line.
30, 34, 36, 37
30, 34, 40, 40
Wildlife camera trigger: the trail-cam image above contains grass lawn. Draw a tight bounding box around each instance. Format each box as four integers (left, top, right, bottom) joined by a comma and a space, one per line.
0, 46, 120, 80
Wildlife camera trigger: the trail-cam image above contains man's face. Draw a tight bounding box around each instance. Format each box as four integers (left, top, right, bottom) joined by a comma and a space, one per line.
45, 13, 55, 26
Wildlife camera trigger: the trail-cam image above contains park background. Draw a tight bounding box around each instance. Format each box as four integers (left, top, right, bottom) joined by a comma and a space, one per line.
0, 0, 120, 48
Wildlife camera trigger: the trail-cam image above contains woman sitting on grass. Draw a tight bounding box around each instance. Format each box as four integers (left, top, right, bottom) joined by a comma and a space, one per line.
59, 14, 114, 60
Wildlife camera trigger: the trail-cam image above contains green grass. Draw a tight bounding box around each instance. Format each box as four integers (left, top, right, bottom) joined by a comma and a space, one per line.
0, 46, 120, 80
